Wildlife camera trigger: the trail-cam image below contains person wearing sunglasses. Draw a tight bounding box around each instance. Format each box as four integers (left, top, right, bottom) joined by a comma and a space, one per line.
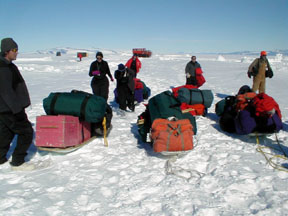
89, 51, 114, 101
0, 38, 34, 171
185, 55, 201, 86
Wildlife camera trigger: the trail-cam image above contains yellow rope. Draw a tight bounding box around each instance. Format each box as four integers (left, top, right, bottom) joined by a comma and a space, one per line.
255, 133, 288, 172
102, 117, 108, 147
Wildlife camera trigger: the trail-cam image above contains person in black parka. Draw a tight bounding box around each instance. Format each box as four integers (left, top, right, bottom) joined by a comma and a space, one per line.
89, 52, 113, 101
114, 64, 135, 113
0, 38, 34, 168
185, 55, 201, 85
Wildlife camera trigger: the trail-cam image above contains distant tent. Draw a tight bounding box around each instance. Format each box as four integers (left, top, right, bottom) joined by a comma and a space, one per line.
56, 51, 61, 56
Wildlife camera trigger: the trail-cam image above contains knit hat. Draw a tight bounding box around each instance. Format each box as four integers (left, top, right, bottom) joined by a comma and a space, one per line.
1, 38, 18, 53
96, 51, 103, 58
118, 63, 125, 72
260, 51, 267, 56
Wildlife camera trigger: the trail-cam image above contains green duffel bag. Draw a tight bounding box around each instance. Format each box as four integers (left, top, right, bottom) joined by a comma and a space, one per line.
177, 88, 214, 108
148, 91, 197, 135
43, 90, 107, 123
215, 96, 237, 117
215, 99, 226, 116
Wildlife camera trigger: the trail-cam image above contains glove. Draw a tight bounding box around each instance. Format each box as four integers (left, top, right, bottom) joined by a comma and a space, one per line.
92, 70, 100, 76
247, 71, 252, 78
110, 77, 114, 82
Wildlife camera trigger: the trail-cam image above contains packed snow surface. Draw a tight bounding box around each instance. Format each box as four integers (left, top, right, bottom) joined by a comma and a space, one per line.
0, 48, 288, 216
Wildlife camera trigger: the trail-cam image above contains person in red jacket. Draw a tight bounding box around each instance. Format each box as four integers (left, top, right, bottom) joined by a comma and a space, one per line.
125, 54, 141, 77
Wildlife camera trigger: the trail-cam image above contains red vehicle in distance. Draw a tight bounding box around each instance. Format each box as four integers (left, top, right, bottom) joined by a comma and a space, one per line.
132, 48, 152, 57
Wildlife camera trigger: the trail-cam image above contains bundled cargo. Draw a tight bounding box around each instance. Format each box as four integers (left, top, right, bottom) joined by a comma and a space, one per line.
151, 118, 194, 153
215, 86, 283, 135
35, 115, 91, 148
43, 90, 106, 123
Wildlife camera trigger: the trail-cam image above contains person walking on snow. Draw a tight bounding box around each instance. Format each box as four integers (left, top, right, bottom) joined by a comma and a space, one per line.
114, 64, 135, 115
89, 51, 114, 101
185, 55, 201, 85
247, 51, 273, 93
0, 38, 34, 171
125, 54, 141, 78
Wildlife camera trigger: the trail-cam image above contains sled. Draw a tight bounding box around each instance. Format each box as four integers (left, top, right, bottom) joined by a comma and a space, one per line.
37, 136, 97, 154
247, 132, 273, 137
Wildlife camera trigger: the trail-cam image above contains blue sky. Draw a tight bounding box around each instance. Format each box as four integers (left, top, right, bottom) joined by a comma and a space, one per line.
1, 0, 287, 53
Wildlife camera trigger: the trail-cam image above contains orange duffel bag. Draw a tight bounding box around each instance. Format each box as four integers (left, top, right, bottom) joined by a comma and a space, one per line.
150, 118, 194, 153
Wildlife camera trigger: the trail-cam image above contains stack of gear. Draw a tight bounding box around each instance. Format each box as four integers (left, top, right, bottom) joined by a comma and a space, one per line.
215, 85, 282, 135
172, 85, 214, 116
38, 90, 113, 149
137, 89, 213, 154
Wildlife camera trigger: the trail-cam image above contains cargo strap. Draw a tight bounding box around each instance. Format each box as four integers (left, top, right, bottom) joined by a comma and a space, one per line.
80, 94, 91, 121
102, 117, 108, 147
255, 133, 288, 172
167, 124, 184, 151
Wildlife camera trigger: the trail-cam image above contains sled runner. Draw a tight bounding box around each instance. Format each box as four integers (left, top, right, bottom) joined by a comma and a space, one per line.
37, 136, 97, 154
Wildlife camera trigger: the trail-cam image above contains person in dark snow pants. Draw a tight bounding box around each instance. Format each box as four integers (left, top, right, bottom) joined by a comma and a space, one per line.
0, 38, 34, 170
185, 55, 201, 85
114, 64, 135, 112
89, 52, 113, 101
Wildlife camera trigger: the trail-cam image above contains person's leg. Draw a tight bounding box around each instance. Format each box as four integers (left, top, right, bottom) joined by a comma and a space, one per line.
0, 116, 15, 164
117, 85, 127, 110
9, 111, 33, 166
252, 77, 261, 93
258, 79, 266, 94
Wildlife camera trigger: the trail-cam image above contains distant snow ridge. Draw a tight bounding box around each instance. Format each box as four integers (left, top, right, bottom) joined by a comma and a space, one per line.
216, 55, 226, 62
275, 54, 283, 62
240, 56, 250, 63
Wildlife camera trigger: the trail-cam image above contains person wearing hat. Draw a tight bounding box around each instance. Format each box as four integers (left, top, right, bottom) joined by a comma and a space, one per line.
185, 55, 201, 85
89, 51, 113, 101
247, 51, 273, 93
114, 63, 135, 115
0, 38, 34, 170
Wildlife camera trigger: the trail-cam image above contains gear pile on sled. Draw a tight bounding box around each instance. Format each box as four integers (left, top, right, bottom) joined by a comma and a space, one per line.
215, 85, 283, 135
137, 83, 214, 154
35, 90, 112, 152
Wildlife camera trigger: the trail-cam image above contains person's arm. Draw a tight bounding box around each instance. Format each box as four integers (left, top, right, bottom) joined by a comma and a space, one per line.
0, 68, 23, 114
105, 62, 113, 81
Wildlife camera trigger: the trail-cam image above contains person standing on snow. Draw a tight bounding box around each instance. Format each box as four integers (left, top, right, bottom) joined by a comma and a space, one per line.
0, 38, 34, 170
185, 55, 201, 85
114, 64, 135, 115
89, 51, 114, 101
125, 54, 141, 78
247, 51, 273, 93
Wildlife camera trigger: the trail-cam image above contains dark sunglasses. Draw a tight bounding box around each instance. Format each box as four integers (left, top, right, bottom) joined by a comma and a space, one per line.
11, 48, 18, 53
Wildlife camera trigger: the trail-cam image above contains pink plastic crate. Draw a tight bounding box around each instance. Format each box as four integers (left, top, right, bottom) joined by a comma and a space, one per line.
35, 115, 91, 148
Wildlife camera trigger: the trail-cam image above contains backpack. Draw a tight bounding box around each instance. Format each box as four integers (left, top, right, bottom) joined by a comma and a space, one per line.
252, 93, 282, 119
195, 68, 206, 87
150, 118, 194, 153
235, 92, 257, 111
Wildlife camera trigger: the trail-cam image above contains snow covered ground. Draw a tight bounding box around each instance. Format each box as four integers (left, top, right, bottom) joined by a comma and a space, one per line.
0, 48, 288, 216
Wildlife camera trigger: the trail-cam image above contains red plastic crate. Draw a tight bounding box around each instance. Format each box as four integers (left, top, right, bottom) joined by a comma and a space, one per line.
35, 115, 91, 148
